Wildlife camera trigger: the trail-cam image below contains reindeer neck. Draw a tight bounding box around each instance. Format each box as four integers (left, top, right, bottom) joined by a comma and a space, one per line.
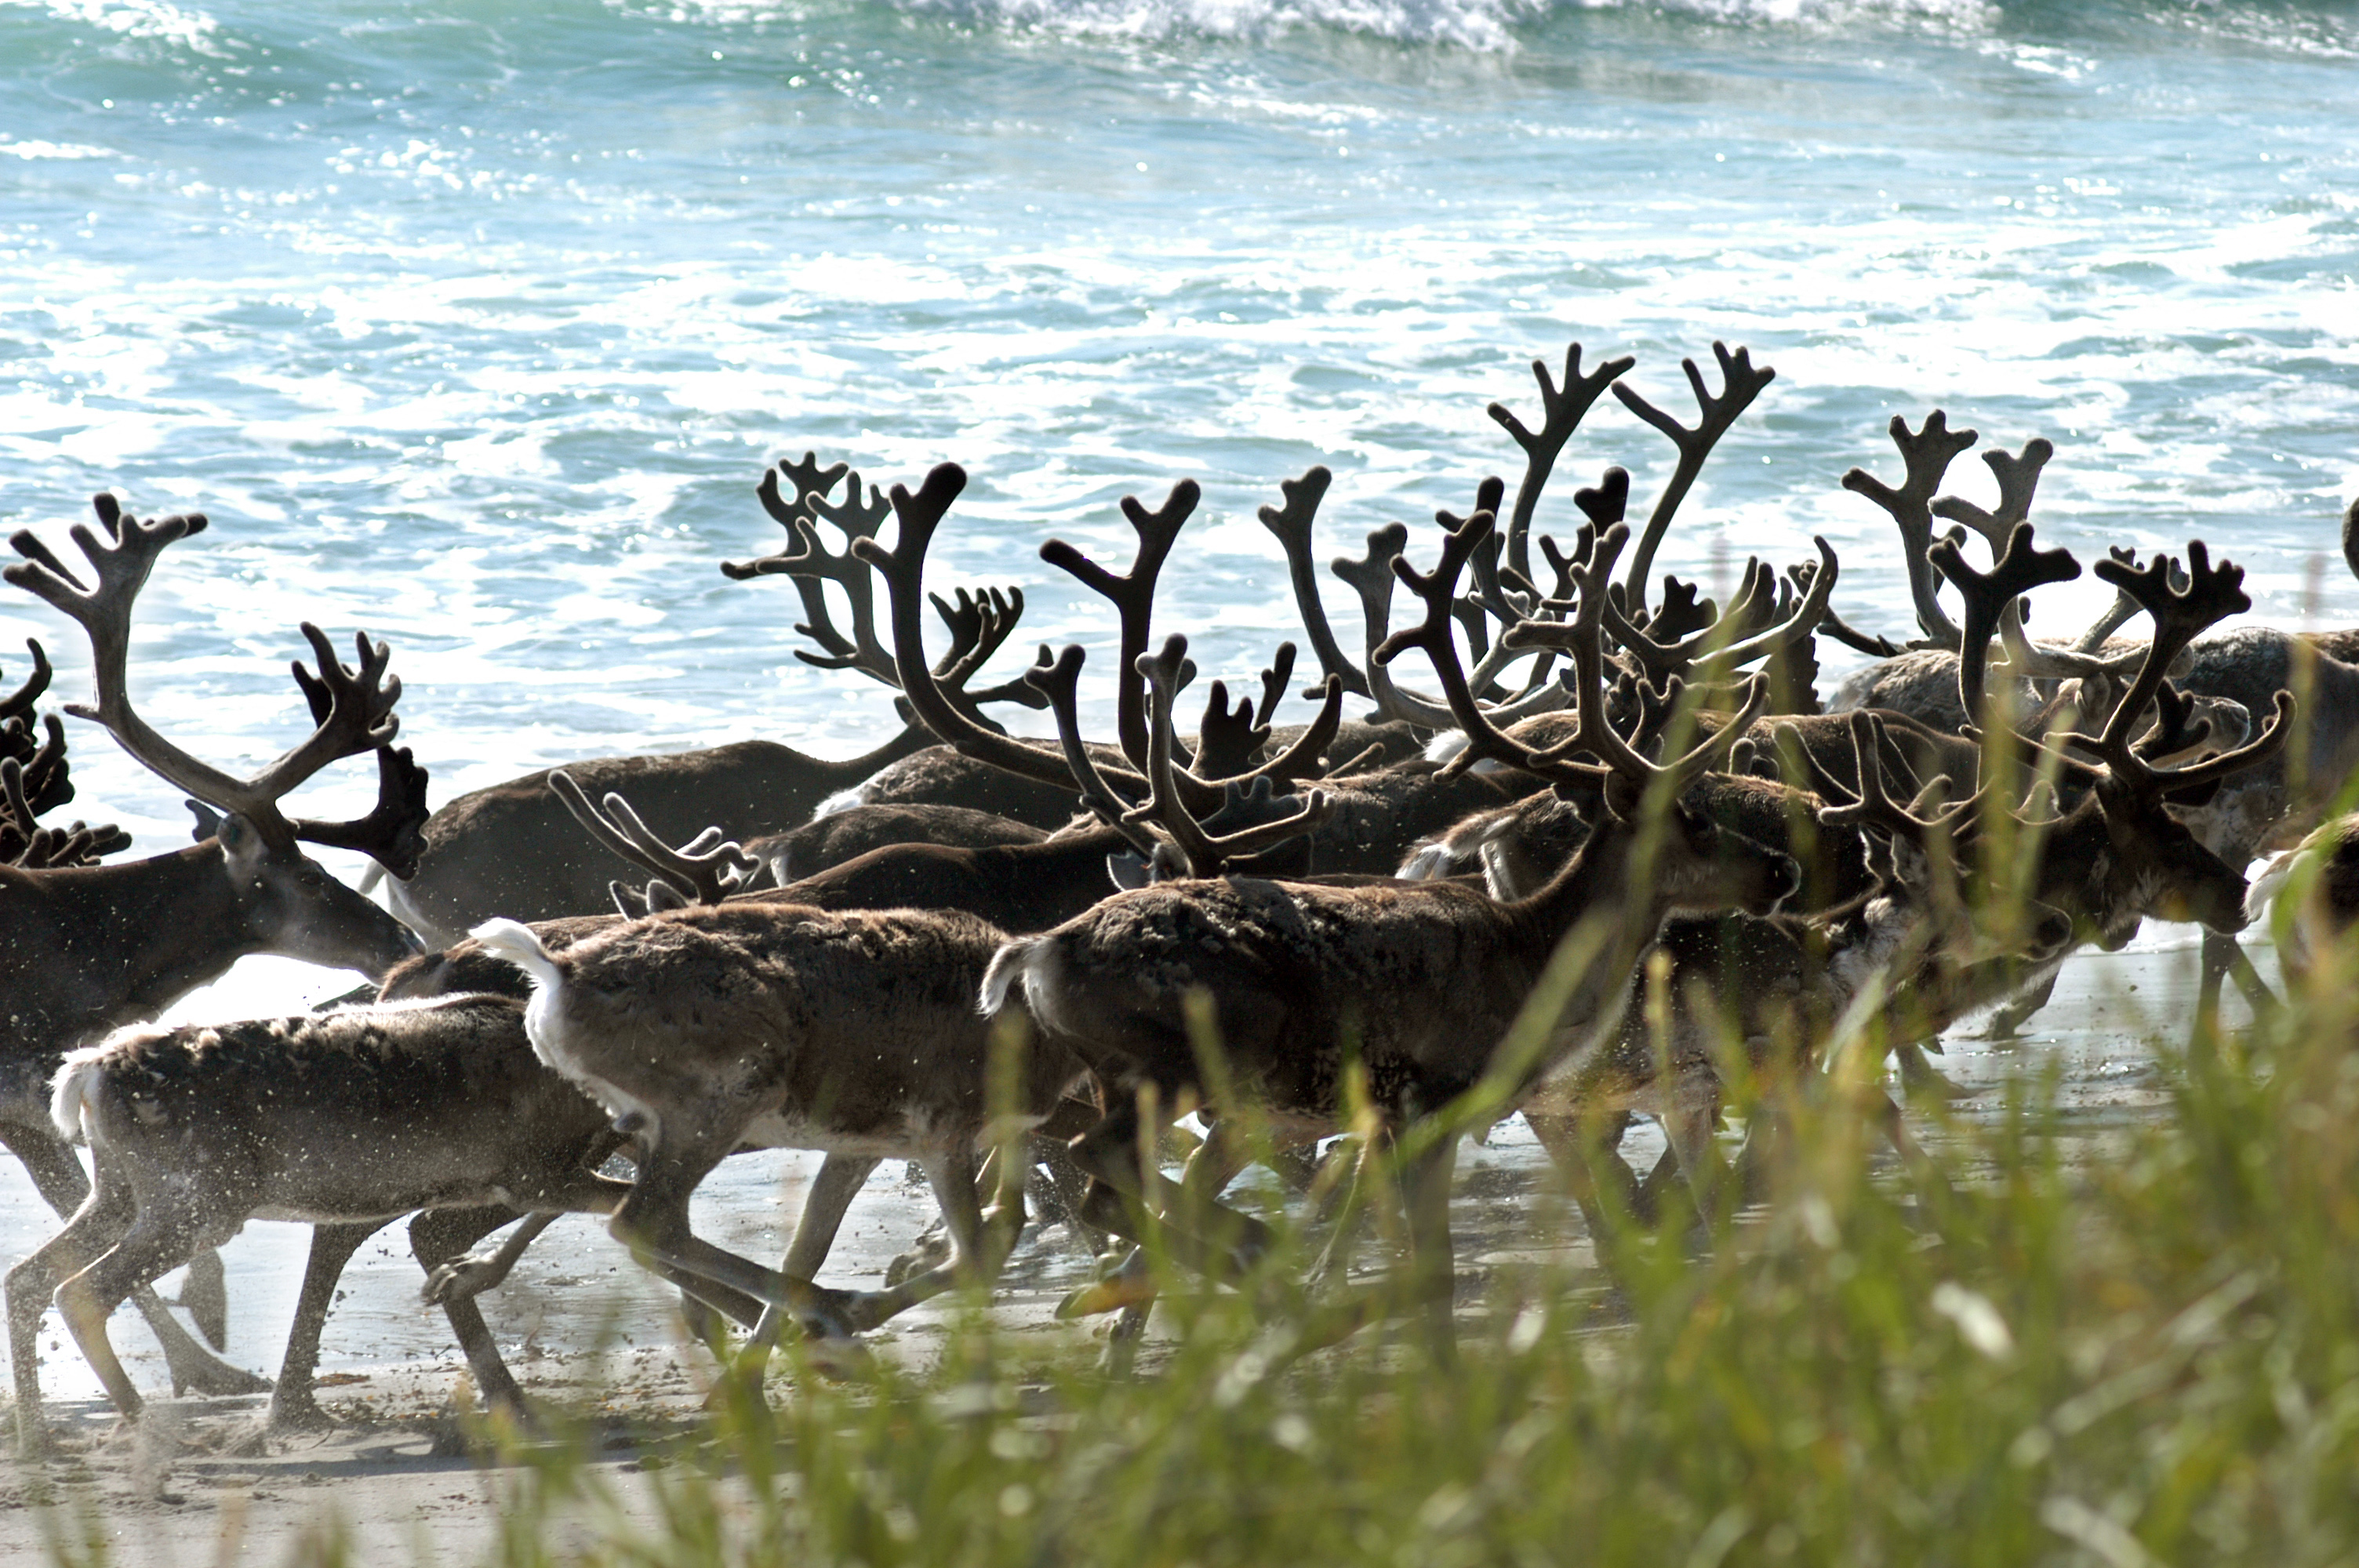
816, 720, 937, 786
1501, 814, 1654, 960
2028, 795, 2117, 921
18, 845, 255, 1036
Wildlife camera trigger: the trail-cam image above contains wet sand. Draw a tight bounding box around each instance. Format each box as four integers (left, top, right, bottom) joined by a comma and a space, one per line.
0, 931, 2244, 1565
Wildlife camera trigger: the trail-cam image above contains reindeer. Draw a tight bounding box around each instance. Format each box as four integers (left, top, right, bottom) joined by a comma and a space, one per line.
1826, 420, 2359, 1017
986, 494, 1800, 1348
465, 886, 1090, 1358
1, 496, 430, 1404
4, 996, 630, 1452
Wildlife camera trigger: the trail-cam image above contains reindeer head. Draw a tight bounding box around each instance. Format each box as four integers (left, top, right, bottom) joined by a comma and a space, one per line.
8, 496, 428, 980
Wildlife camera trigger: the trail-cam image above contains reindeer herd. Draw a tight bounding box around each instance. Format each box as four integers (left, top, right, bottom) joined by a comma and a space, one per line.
3, 341, 2354, 1454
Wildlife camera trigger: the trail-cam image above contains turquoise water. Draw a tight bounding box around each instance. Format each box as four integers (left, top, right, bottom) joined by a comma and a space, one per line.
4, 0, 2355, 850
2, 0, 2354, 1400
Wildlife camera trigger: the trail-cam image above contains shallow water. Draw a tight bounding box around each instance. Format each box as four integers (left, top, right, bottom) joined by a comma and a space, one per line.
0, 0, 2353, 1403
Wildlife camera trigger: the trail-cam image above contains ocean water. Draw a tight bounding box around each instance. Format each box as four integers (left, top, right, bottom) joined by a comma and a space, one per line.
0, 0, 2354, 1395
4, 0, 2356, 861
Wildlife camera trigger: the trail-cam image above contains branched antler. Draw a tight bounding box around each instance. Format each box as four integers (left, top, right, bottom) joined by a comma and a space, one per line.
1040, 481, 1198, 769
1257, 466, 1369, 699
1125, 636, 1333, 877
859, 464, 1342, 819
1025, 644, 1160, 861
1928, 521, 2081, 738
1, 638, 53, 722
1612, 343, 1776, 617
725, 463, 898, 686
1841, 412, 1979, 647
548, 770, 758, 912
7, 495, 411, 865
1489, 343, 1636, 587
2052, 542, 2292, 799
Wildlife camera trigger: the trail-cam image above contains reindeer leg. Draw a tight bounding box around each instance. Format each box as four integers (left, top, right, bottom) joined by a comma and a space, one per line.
412, 1205, 540, 1420
609, 1159, 864, 1349
2221, 935, 2277, 1016
420, 1212, 554, 1305
840, 1145, 1016, 1333
268, 1221, 390, 1431
1399, 1134, 1460, 1364
786, 1155, 882, 1284
8, 1177, 138, 1455
1310, 1136, 1380, 1296
1027, 1131, 1107, 1256
1525, 1109, 1646, 1235
731, 1156, 880, 1378
1103, 1120, 1274, 1338
1663, 1102, 1731, 1232
177, 1248, 229, 1352
1023, 1101, 1114, 1258
55, 1188, 221, 1428
2195, 928, 2236, 1038
1975, 970, 2056, 1043
0, 1123, 262, 1398
1061, 1113, 1269, 1321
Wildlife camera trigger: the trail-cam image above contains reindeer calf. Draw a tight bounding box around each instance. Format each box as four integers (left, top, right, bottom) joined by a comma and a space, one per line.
471, 902, 1081, 1348
5, 995, 619, 1451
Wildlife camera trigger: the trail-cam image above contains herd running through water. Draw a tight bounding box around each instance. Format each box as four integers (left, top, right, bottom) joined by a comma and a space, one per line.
3, 342, 2356, 1450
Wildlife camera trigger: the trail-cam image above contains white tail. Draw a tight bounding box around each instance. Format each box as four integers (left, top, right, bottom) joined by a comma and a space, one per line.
2245, 846, 2302, 927
1396, 842, 1456, 882
48, 1045, 111, 1145
978, 939, 1035, 1017
470, 917, 562, 993
814, 786, 865, 819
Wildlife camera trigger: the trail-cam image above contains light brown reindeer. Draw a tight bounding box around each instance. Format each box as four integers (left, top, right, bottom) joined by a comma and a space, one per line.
6, 995, 625, 1452
466, 720, 1098, 1352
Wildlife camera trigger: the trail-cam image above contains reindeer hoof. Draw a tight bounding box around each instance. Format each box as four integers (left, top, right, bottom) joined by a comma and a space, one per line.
1899, 1061, 1979, 1102
1056, 1272, 1160, 1320
422, 1254, 505, 1305
884, 1231, 952, 1289
791, 1286, 864, 1344
169, 1356, 271, 1399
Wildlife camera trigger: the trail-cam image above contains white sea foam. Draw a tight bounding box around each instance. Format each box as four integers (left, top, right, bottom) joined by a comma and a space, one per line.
6, 0, 223, 49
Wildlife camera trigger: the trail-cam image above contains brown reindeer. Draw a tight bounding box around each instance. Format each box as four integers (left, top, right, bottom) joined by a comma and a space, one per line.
468, 894, 1085, 1354
985, 500, 1798, 1346
1, 496, 428, 1404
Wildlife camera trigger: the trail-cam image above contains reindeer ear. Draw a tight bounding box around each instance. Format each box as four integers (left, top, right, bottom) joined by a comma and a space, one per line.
1548, 780, 1603, 823
216, 811, 264, 875
1105, 851, 1151, 891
